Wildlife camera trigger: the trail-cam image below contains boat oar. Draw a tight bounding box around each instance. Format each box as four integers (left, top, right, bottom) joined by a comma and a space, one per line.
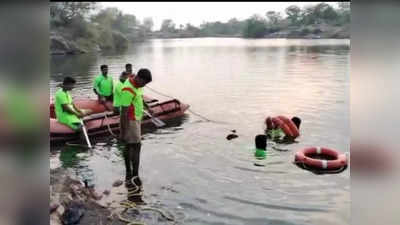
143, 110, 166, 127
80, 119, 92, 148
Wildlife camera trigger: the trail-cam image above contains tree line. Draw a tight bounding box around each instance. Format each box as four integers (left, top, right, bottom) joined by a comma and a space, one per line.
50, 2, 350, 51
158, 2, 350, 38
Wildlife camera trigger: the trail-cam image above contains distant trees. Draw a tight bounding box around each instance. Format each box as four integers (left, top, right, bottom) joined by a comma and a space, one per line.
50, 2, 98, 26
285, 5, 301, 25
50, 1, 351, 48
143, 17, 154, 32
160, 19, 176, 33
243, 15, 267, 38
154, 2, 350, 38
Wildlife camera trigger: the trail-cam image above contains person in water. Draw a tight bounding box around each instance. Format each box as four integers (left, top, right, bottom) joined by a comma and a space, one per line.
113, 71, 130, 113
266, 116, 301, 143
120, 68, 153, 204
254, 134, 268, 166
54, 77, 88, 131
93, 64, 114, 111
254, 134, 268, 159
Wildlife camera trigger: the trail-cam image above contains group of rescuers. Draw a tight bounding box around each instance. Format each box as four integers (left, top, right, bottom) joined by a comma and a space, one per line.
54, 64, 152, 204
54, 63, 303, 204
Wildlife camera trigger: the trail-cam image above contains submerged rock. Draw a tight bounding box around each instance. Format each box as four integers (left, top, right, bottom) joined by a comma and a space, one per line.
112, 180, 123, 187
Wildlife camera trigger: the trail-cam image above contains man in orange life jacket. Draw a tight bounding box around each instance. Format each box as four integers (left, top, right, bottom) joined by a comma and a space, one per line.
120, 68, 153, 204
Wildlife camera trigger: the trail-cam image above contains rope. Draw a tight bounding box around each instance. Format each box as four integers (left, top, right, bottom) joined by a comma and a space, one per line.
145, 86, 230, 125
107, 177, 177, 225
145, 86, 176, 100
104, 113, 118, 138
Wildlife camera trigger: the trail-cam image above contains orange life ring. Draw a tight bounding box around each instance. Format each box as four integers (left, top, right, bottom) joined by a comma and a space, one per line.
270, 115, 299, 138
294, 147, 347, 170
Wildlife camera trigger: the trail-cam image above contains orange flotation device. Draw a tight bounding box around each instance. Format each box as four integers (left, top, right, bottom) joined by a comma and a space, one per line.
266, 115, 299, 138
294, 147, 347, 170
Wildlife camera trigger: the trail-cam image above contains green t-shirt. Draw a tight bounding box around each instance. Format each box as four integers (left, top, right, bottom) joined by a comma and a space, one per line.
113, 80, 125, 107
121, 79, 144, 121
254, 148, 267, 160
54, 89, 81, 130
93, 74, 113, 97
267, 128, 285, 140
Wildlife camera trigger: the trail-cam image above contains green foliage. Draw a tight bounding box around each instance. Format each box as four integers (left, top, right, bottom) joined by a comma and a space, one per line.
143, 17, 154, 32
286, 5, 301, 25
266, 11, 283, 28
243, 15, 267, 38
50, 2, 97, 26
300, 28, 311, 35
51, 1, 350, 48
161, 19, 176, 33
51, 3, 155, 51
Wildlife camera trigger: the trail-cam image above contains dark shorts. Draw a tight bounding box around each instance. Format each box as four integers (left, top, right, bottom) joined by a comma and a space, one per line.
105, 95, 113, 101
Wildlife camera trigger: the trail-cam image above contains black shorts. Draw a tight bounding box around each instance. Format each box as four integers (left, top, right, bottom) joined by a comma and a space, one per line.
103, 95, 113, 101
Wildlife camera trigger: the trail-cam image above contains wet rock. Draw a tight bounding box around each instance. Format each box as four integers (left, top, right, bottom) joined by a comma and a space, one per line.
112, 179, 123, 187
61, 201, 85, 225
226, 134, 238, 140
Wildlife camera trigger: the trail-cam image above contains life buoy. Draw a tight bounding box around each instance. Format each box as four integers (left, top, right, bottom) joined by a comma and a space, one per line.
270, 115, 299, 138
294, 147, 347, 170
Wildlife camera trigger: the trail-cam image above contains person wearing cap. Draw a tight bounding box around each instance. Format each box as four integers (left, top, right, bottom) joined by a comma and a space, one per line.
54, 77, 87, 131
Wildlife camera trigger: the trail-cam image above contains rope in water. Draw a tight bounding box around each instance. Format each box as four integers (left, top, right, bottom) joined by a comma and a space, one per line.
145, 86, 230, 124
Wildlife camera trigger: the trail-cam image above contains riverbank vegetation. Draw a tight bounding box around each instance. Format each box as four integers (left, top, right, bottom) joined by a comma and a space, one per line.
50, 2, 153, 54
155, 2, 350, 39
50, 2, 350, 54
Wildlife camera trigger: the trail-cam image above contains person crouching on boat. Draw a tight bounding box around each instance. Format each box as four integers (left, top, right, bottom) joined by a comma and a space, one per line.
55, 77, 89, 131
120, 68, 153, 204
93, 64, 114, 111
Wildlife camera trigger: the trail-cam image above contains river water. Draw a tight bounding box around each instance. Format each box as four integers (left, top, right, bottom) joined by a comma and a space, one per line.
50, 38, 350, 225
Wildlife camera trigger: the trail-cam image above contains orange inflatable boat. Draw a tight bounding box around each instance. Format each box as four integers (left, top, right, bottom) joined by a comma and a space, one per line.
50, 96, 189, 143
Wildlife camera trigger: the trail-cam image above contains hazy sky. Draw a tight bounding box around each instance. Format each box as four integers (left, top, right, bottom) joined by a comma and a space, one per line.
100, 2, 339, 30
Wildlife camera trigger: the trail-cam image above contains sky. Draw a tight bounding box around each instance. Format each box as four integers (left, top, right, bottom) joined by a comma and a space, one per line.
100, 2, 339, 30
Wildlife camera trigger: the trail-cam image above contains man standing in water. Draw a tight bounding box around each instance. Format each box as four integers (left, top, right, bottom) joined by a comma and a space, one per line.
120, 68, 152, 204
93, 64, 114, 111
